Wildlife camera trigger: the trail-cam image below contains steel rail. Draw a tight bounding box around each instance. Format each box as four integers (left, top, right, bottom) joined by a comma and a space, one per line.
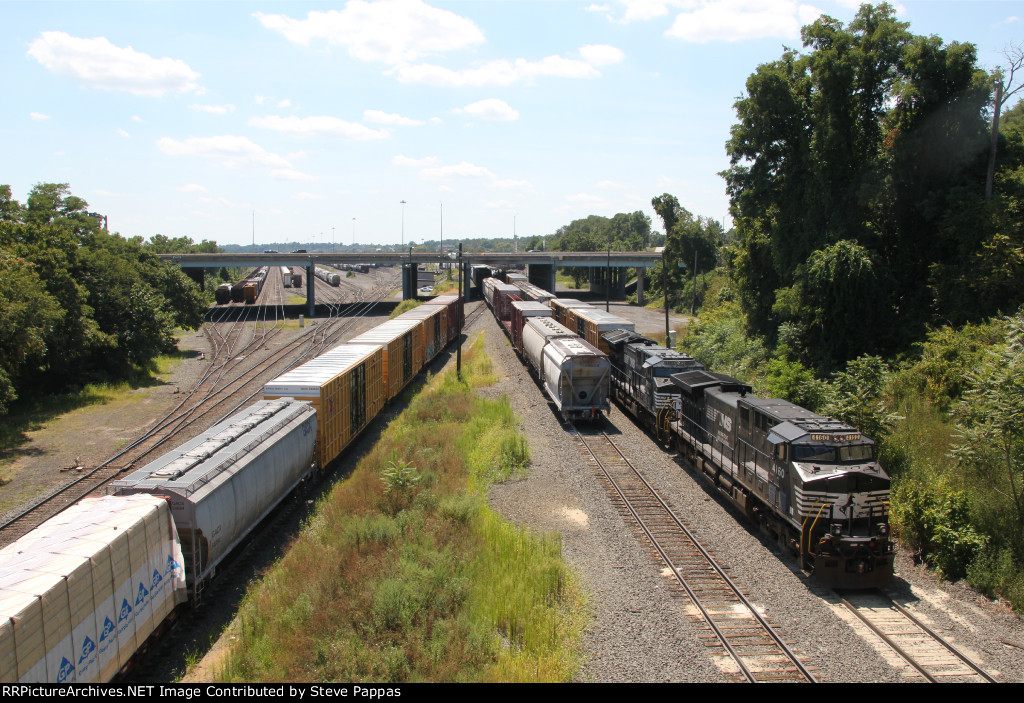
837, 590, 998, 683
577, 428, 817, 683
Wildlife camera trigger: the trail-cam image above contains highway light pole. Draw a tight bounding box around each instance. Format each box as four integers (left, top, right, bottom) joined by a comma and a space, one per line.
400, 199, 406, 248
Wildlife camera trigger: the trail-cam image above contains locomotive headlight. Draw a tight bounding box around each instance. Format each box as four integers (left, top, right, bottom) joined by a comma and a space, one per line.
830, 523, 843, 537
877, 522, 889, 537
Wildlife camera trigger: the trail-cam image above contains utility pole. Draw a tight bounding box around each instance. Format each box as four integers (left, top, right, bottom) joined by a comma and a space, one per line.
457, 243, 463, 381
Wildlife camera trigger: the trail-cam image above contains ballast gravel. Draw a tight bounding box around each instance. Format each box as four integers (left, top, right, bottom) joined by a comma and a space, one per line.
471, 299, 1024, 683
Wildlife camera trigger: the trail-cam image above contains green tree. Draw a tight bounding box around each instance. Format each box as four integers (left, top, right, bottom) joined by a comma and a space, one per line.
724, 3, 996, 364
952, 310, 1024, 536
0, 253, 63, 412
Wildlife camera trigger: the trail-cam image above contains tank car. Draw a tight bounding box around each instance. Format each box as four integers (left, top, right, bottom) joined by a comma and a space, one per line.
215, 282, 232, 305
315, 267, 341, 286
669, 370, 893, 588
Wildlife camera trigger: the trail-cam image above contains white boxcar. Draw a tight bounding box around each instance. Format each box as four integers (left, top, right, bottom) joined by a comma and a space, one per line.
0, 495, 186, 683
108, 399, 316, 593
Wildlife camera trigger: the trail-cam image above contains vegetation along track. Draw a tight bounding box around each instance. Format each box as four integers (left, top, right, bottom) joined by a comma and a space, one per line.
835, 590, 998, 682
574, 426, 818, 683
0, 268, 402, 546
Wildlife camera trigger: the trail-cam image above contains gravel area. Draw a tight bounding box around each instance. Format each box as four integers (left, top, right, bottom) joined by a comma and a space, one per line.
6, 286, 1024, 683
472, 298, 1024, 683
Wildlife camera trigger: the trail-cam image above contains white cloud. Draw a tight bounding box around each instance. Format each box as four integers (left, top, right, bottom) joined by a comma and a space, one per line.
586, 4, 612, 12
189, 103, 235, 114
179, 183, 208, 193
420, 161, 495, 180
255, 95, 268, 105
459, 98, 520, 122
665, 1, 822, 42
30, 112, 50, 121
579, 44, 626, 66
255, 0, 484, 64
92, 189, 123, 197
278, 98, 292, 108
271, 168, 316, 182
292, 192, 326, 200
619, 0, 677, 23
249, 115, 389, 140
597, 180, 626, 189
131, 115, 144, 123
156, 135, 291, 169
118, 128, 131, 138
437, 185, 456, 194
27, 31, 200, 96
393, 48, 621, 86
364, 109, 424, 126
429, 116, 444, 125
996, 15, 1020, 27
392, 155, 440, 168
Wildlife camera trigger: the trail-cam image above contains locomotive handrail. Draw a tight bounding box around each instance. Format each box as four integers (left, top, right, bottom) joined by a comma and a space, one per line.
802, 502, 830, 565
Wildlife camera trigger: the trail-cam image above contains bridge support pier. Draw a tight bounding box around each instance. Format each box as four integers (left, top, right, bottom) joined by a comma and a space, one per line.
306, 265, 316, 317
589, 267, 627, 299
527, 263, 556, 294
401, 265, 418, 300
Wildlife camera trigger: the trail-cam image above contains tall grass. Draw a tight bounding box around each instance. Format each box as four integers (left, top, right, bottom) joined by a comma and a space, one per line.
218, 333, 585, 682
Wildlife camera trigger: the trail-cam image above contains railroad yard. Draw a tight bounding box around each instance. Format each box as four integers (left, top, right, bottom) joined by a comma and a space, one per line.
2, 269, 1024, 683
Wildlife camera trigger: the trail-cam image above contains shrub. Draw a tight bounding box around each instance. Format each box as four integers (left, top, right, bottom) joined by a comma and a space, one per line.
890, 480, 987, 579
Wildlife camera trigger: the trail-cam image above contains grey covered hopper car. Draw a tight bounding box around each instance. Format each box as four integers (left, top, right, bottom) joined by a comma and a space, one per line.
522, 317, 610, 420
108, 399, 316, 594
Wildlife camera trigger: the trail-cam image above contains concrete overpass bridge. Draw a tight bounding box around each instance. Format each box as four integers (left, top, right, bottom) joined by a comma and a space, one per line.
160, 251, 667, 316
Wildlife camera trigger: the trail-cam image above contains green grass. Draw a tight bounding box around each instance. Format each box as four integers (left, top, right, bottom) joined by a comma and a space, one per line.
217, 333, 586, 682
0, 347, 190, 461
554, 272, 579, 289
390, 298, 423, 318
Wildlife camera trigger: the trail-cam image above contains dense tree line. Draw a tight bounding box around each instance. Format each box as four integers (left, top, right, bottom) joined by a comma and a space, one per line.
724, 3, 1023, 371
0, 183, 208, 414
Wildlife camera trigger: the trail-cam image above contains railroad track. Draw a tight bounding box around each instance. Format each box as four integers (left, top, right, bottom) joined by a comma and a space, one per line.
574, 427, 818, 683
835, 589, 998, 682
0, 270, 402, 546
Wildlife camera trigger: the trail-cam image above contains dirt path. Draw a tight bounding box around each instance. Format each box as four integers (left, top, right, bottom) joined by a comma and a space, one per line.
0, 330, 211, 519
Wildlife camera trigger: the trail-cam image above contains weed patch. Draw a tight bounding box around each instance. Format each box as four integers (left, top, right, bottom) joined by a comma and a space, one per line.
219, 333, 585, 682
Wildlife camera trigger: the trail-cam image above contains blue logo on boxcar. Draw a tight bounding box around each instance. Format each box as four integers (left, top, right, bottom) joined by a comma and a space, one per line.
101, 617, 115, 642
166, 554, 182, 577
78, 636, 96, 664
56, 656, 75, 683
136, 581, 149, 606
119, 597, 132, 622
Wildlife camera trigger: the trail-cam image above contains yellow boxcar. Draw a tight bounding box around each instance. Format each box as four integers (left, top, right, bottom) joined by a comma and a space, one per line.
571, 309, 635, 355
263, 344, 384, 469
346, 319, 423, 402
550, 298, 594, 328
393, 305, 447, 362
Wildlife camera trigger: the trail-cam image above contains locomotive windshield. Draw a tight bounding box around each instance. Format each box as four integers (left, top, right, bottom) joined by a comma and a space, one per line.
805, 472, 890, 494
793, 443, 874, 463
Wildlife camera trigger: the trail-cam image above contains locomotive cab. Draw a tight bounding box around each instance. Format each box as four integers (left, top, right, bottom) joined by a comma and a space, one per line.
768, 422, 893, 588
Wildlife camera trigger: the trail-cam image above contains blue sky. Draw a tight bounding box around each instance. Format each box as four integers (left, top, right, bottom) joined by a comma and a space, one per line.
3, 1, 1021, 248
